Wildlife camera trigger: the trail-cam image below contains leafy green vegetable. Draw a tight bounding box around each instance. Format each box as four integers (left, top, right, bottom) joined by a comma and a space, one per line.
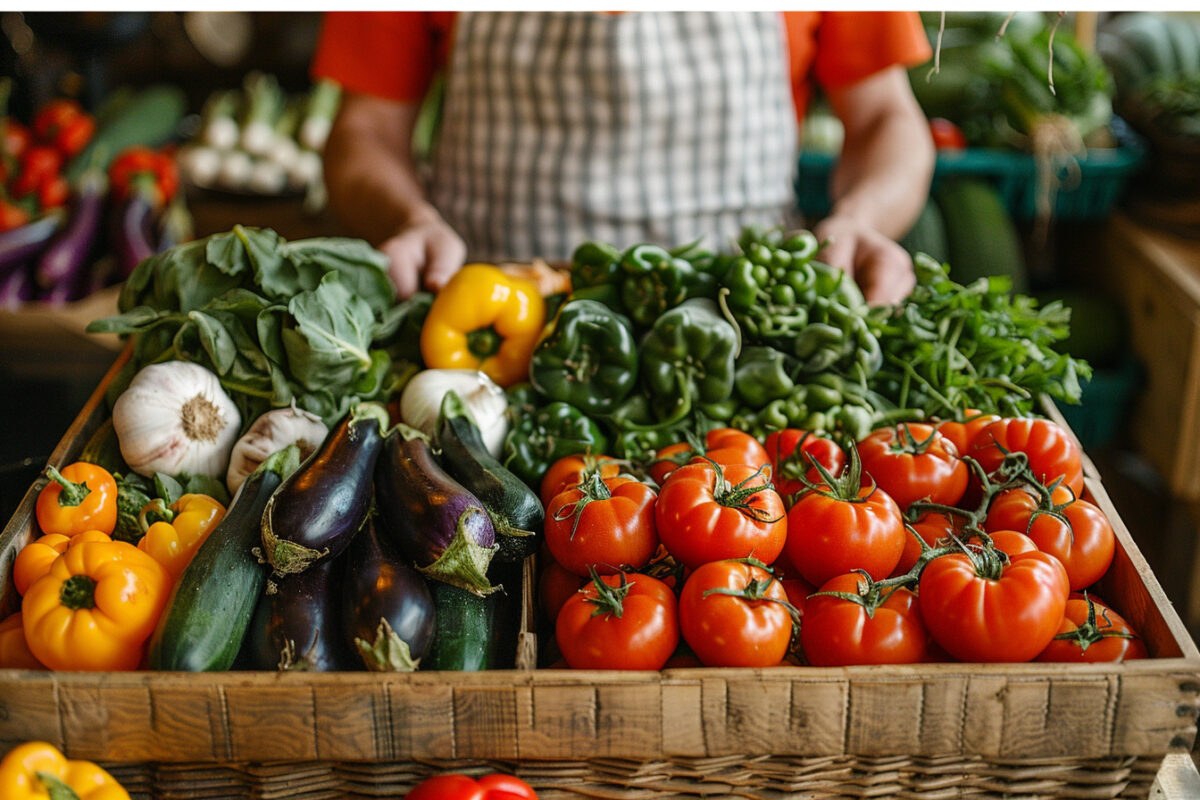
866, 253, 1092, 420
88, 225, 407, 429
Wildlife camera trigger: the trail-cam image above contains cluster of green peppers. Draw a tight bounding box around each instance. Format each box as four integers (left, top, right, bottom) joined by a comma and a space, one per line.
501, 225, 909, 483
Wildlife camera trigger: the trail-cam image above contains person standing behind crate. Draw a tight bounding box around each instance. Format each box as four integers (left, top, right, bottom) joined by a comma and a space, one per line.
313, 11, 934, 305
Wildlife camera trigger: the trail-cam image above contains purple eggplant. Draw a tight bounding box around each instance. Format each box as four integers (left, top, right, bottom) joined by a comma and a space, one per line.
374, 423, 498, 596
0, 262, 35, 310
341, 516, 436, 672
244, 556, 358, 672
0, 211, 64, 277
114, 192, 157, 279
35, 170, 105, 291
260, 402, 389, 577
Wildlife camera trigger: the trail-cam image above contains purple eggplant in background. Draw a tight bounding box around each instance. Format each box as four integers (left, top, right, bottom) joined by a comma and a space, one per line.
0, 211, 64, 279
374, 422, 499, 597
0, 262, 36, 310
34, 170, 105, 293
114, 191, 158, 279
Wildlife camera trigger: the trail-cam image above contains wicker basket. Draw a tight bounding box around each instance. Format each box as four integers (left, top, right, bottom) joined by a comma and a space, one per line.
1, 348, 1197, 800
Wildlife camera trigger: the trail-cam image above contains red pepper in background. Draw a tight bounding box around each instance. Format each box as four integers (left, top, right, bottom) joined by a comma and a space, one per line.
11, 145, 62, 198
2, 118, 30, 160
32, 98, 94, 157
109, 145, 178, 205
929, 117, 967, 151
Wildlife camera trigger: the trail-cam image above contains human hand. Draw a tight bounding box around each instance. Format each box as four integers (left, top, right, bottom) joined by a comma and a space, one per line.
378, 211, 467, 299
813, 215, 916, 306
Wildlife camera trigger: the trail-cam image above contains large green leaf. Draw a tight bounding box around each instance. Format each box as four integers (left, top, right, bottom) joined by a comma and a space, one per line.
282, 237, 395, 316
283, 272, 376, 392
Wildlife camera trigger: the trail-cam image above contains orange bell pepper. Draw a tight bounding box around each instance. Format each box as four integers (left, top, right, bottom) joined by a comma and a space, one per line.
0, 740, 130, 800
420, 263, 546, 387
35, 463, 117, 537
13, 531, 112, 596
136, 494, 225, 580
22, 540, 170, 671
0, 613, 45, 670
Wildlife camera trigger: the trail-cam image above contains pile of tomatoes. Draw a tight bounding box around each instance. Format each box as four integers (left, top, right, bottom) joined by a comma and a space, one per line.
1, 99, 94, 230
537, 415, 1147, 670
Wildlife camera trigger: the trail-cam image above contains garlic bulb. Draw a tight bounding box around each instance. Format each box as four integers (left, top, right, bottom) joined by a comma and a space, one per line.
112, 361, 242, 479
399, 369, 509, 457
225, 405, 329, 493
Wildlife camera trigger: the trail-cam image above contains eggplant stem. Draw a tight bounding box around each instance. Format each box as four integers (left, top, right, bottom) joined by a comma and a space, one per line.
417, 507, 499, 596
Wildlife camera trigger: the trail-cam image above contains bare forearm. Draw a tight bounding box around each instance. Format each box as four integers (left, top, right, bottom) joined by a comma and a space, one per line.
827, 68, 935, 241
323, 95, 437, 245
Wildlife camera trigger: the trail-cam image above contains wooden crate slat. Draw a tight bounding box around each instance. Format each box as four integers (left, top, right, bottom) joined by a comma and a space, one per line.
386, 681, 455, 759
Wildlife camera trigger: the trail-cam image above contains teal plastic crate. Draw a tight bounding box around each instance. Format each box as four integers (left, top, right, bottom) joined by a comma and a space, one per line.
797, 136, 1145, 222
1056, 352, 1144, 453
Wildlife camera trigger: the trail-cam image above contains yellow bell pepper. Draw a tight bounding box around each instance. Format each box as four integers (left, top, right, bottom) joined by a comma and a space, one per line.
136, 493, 225, 580
22, 540, 170, 671
0, 612, 45, 670
13, 531, 112, 596
420, 263, 546, 387
0, 741, 130, 800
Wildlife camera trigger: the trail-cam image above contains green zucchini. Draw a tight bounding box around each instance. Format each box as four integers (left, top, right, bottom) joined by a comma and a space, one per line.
935, 178, 1027, 294
147, 445, 302, 671
424, 579, 500, 671
66, 85, 187, 183
437, 390, 543, 566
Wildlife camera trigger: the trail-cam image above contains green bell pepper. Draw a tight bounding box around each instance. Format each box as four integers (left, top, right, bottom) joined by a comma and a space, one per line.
733, 345, 796, 409
503, 401, 609, 488
570, 241, 623, 289
619, 243, 703, 328
529, 299, 638, 415
640, 298, 738, 426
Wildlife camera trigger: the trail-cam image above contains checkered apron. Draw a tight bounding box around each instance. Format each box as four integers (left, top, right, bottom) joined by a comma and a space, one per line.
429, 11, 798, 262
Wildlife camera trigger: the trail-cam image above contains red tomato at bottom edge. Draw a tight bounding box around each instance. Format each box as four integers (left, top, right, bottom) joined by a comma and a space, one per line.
404, 773, 538, 800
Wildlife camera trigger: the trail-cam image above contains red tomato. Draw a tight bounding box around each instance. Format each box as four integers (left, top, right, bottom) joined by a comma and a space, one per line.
32, 98, 84, 140
545, 475, 658, 576
539, 454, 622, 510
858, 423, 967, 511
678, 559, 794, 667
986, 486, 1114, 590
2, 118, 31, 160
108, 145, 179, 203
1036, 595, 1147, 663
556, 571, 679, 670
779, 575, 814, 622
986, 529, 1039, 559
764, 428, 845, 502
929, 117, 968, 150
970, 418, 1084, 497
51, 113, 94, 158
1025, 499, 1115, 591
404, 773, 538, 800
985, 484, 1074, 534
12, 145, 62, 197
649, 428, 770, 486
892, 511, 960, 577
538, 557, 586, 624
655, 460, 786, 569
785, 479, 905, 587
800, 573, 928, 666
919, 549, 1069, 662
934, 410, 1001, 456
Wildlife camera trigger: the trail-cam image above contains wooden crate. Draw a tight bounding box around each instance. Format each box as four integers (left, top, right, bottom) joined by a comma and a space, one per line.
1099, 214, 1200, 501
1, 347, 1198, 799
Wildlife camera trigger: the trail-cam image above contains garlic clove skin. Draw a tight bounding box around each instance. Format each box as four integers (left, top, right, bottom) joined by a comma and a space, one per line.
113, 361, 242, 480
225, 405, 330, 494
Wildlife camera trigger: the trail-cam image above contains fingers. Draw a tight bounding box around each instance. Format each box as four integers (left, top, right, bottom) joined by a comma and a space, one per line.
856, 241, 916, 306
813, 224, 856, 280
421, 229, 467, 293
380, 236, 422, 299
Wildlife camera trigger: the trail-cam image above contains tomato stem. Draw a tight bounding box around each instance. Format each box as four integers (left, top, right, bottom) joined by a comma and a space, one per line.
1051, 593, 1136, 653
699, 457, 783, 523
584, 566, 633, 619
553, 471, 612, 541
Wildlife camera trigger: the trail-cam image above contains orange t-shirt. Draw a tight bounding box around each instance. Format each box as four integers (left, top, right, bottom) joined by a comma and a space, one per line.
311, 11, 931, 124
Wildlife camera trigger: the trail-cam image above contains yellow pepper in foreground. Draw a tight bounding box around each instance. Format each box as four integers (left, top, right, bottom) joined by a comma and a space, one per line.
420, 263, 546, 387
136, 493, 225, 580
13, 531, 112, 596
0, 612, 45, 670
0, 741, 130, 800
22, 540, 170, 671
